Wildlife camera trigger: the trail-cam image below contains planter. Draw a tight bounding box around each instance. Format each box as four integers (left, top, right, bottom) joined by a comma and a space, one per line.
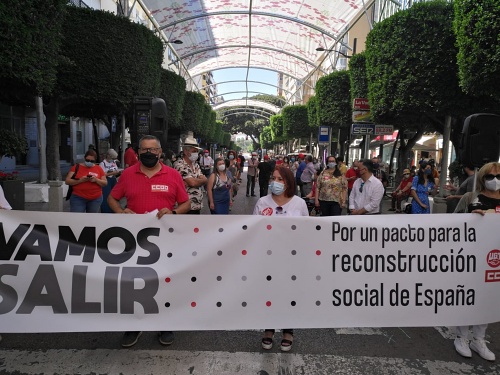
0, 180, 25, 210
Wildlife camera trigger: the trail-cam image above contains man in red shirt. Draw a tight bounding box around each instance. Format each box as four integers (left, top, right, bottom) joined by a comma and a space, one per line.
345, 160, 360, 214
124, 143, 138, 168
108, 135, 191, 348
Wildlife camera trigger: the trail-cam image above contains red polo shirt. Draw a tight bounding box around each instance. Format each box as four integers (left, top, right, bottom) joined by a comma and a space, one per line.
110, 163, 189, 214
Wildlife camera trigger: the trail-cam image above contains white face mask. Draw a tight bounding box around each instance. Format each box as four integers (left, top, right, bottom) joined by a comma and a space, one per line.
218, 164, 225, 172
189, 153, 199, 162
485, 178, 500, 191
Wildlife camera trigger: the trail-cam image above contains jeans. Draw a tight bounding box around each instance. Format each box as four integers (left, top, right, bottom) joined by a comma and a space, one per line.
70, 194, 103, 213
246, 175, 256, 195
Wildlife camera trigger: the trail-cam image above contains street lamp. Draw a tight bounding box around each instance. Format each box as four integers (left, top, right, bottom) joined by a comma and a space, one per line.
315, 47, 350, 58
167, 39, 183, 45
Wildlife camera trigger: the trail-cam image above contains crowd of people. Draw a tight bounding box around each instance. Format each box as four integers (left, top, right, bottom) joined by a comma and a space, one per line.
1, 135, 499, 360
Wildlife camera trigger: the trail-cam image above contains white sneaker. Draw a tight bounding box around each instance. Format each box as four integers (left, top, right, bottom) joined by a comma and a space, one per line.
454, 337, 472, 358
470, 338, 496, 361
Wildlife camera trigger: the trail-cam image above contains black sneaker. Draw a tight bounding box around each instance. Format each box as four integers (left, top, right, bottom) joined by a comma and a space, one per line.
246, 194, 250, 197
121, 331, 142, 347
159, 331, 175, 345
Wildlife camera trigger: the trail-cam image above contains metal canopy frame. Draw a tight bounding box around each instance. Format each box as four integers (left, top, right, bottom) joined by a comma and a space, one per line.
143, 0, 379, 114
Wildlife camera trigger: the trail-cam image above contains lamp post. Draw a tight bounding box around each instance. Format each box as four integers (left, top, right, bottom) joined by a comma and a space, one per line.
167, 40, 183, 45
315, 47, 350, 58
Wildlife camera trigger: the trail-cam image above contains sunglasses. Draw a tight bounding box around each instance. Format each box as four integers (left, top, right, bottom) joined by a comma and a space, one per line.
84, 159, 95, 163
484, 174, 500, 181
276, 206, 286, 215
359, 182, 365, 193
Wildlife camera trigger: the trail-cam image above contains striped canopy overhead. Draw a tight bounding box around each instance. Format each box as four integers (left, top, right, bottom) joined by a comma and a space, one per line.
143, 0, 366, 114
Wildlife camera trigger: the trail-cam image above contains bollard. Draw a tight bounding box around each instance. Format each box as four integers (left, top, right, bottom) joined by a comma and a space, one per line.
48, 180, 64, 212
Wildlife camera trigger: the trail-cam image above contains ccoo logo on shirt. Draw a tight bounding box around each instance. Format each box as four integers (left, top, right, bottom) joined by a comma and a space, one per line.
151, 185, 169, 192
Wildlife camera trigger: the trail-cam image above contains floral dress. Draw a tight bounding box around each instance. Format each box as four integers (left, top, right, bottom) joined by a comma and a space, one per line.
410, 176, 434, 214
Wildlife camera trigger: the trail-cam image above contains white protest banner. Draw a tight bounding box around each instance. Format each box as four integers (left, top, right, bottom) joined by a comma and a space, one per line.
0, 211, 499, 333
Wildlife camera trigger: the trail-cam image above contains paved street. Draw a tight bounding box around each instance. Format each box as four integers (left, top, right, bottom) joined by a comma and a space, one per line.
1, 166, 499, 374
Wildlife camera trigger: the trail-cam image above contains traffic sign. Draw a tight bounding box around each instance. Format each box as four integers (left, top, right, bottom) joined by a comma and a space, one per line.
318, 126, 330, 143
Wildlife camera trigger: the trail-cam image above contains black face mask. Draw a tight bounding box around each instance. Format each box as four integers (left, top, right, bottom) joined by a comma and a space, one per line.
139, 152, 159, 168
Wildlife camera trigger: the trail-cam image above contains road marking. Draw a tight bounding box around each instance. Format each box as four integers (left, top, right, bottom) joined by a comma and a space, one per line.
1, 349, 498, 375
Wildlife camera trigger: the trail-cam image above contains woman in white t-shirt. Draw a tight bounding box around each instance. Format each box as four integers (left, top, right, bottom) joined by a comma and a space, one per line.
253, 166, 308, 352
99, 148, 121, 213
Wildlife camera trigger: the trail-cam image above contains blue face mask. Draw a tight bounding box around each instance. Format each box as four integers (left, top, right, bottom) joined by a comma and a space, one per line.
229, 155, 234, 160
84, 161, 94, 168
269, 181, 285, 195
424, 169, 432, 175
290, 158, 295, 162
328, 162, 337, 169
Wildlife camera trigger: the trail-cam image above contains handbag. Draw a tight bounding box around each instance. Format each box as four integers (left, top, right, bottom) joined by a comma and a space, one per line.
65, 163, 80, 201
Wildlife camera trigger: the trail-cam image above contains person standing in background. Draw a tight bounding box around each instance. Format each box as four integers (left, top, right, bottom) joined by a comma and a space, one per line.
246, 151, 259, 197
99, 148, 121, 213
174, 133, 207, 214
124, 143, 138, 168
64, 149, 107, 213
200, 149, 214, 179
257, 155, 273, 197
349, 159, 384, 215
300, 155, 316, 197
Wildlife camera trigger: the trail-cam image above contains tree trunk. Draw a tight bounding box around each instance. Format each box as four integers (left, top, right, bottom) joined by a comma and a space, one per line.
44, 98, 62, 181
396, 126, 425, 184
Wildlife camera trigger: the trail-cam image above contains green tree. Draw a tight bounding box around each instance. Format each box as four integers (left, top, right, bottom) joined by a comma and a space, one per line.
260, 126, 274, 149
42, 6, 163, 179
306, 96, 319, 129
0, 0, 66, 102
269, 114, 284, 143
182, 91, 206, 134
454, 0, 500, 100
349, 52, 368, 102
159, 69, 186, 129
315, 70, 351, 155
281, 105, 310, 139
365, 0, 497, 174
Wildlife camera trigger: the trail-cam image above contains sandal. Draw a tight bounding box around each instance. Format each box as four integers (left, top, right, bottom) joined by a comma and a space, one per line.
261, 330, 275, 350
280, 329, 294, 352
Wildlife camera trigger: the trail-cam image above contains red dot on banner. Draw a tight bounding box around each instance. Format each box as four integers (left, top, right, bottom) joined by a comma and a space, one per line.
242, 250, 247, 255
266, 301, 272, 307
266, 225, 272, 230
191, 302, 197, 307
194, 228, 199, 233
316, 250, 321, 256
165, 277, 171, 283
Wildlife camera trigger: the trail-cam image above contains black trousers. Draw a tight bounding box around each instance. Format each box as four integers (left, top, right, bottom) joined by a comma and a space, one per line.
246, 175, 256, 195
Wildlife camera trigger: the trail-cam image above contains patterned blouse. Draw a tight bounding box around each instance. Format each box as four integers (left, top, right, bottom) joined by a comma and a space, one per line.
317, 170, 348, 204
174, 158, 204, 211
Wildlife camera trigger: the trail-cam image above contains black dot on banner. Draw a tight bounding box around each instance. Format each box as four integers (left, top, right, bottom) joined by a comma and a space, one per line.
291, 250, 297, 255
217, 276, 222, 281
241, 276, 247, 281
267, 250, 272, 255
291, 225, 297, 230
168, 228, 174, 233
242, 302, 247, 307
266, 275, 272, 281
191, 277, 197, 282
316, 301, 321, 306
165, 302, 170, 307
167, 253, 173, 258
218, 228, 224, 233
192, 251, 197, 256
316, 275, 321, 281
242, 225, 248, 230
216, 302, 222, 307
217, 250, 223, 256
316, 225, 321, 230
291, 301, 296, 306
291, 275, 297, 280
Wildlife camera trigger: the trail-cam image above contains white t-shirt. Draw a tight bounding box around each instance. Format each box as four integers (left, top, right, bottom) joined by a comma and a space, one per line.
99, 160, 118, 173
0, 185, 12, 210
253, 194, 309, 216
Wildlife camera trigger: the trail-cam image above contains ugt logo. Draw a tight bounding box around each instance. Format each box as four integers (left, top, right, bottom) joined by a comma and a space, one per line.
485, 250, 500, 282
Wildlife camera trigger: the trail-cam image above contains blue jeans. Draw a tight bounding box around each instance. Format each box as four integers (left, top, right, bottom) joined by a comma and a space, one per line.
70, 194, 103, 213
